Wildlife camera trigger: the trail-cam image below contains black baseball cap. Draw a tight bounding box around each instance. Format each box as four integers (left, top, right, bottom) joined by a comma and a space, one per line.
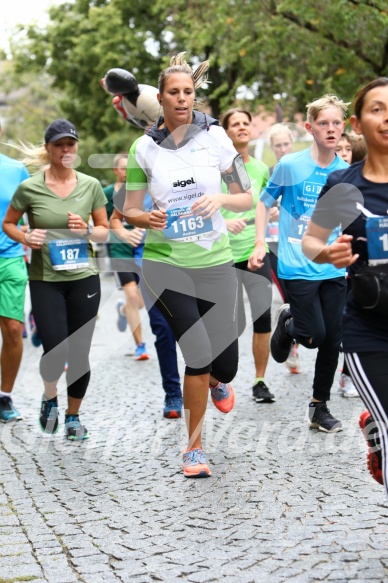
44, 119, 79, 143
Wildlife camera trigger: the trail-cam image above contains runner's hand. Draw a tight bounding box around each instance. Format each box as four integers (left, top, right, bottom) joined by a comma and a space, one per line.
68, 211, 88, 234
269, 206, 279, 221
149, 209, 167, 230
328, 234, 359, 268
225, 218, 247, 235
191, 194, 223, 219
126, 228, 146, 246
248, 241, 266, 270
24, 229, 47, 249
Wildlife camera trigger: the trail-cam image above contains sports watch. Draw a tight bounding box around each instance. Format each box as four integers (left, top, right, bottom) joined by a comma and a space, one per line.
82, 223, 94, 238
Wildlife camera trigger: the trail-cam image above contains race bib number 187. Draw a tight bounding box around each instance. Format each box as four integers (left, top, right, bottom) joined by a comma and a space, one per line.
48, 239, 89, 270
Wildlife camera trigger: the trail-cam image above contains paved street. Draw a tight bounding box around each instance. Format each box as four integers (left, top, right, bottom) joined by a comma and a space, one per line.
0, 274, 387, 583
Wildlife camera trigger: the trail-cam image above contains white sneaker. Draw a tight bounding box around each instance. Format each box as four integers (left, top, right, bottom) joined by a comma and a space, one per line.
285, 344, 301, 374
339, 373, 359, 398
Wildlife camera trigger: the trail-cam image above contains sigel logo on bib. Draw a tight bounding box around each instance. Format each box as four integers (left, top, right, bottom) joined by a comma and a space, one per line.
173, 177, 195, 188
170, 169, 197, 192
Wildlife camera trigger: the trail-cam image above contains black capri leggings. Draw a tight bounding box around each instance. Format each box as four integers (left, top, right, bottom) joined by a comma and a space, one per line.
142, 260, 239, 381
29, 275, 100, 399
234, 256, 272, 336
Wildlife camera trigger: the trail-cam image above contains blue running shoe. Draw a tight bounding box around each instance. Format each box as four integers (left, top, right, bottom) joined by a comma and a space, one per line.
31, 329, 42, 347
39, 396, 59, 434
116, 299, 127, 332
0, 396, 22, 423
134, 342, 149, 361
163, 396, 183, 419
64, 414, 89, 441
29, 313, 42, 347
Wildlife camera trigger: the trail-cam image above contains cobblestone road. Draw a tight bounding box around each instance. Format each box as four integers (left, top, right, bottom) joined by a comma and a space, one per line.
0, 275, 387, 583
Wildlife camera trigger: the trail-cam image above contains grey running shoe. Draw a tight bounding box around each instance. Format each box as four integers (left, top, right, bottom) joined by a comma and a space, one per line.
338, 373, 359, 398
64, 414, 89, 441
285, 343, 301, 374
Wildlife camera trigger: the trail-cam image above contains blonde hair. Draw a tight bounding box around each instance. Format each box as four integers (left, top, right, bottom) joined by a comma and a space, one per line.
113, 152, 128, 167
306, 94, 350, 123
6, 141, 49, 169
268, 123, 293, 146
158, 52, 209, 94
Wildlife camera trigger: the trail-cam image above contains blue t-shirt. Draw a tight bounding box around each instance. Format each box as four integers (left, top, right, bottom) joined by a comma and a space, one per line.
260, 148, 348, 280
0, 153, 29, 258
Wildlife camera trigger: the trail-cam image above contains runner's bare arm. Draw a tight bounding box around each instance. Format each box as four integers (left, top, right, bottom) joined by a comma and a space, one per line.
2, 205, 46, 249
303, 220, 358, 267
123, 189, 167, 230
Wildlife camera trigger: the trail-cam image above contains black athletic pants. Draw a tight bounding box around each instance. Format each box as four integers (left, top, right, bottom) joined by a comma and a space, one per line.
346, 352, 388, 497
29, 275, 100, 399
285, 277, 346, 402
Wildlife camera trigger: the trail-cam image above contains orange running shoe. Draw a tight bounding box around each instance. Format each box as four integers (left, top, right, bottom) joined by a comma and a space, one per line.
359, 410, 383, 485
182, 448, 211, 478
210, 382, 235, 413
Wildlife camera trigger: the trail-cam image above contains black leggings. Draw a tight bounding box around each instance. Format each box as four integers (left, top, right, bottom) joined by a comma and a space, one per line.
29, 275, 100, 399
346, 352, 388, 497
234, 256, 272, 336
142, 260, 238, 381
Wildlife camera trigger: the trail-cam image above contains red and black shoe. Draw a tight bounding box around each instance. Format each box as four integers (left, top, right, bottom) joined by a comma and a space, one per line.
359, 410, 383, 485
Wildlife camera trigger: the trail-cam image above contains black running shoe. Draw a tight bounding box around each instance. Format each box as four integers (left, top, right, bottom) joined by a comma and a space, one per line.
252, 381, 276, 403
39, 396, 59, 434
309, 402, 342, 433
64, 414, 89, 441
270, 304, 293, 363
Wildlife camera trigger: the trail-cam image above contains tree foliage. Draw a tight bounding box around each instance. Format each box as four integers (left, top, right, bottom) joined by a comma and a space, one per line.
0, 62, 63, 157
152, 0, 388, 117
6, 0, 388, 164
